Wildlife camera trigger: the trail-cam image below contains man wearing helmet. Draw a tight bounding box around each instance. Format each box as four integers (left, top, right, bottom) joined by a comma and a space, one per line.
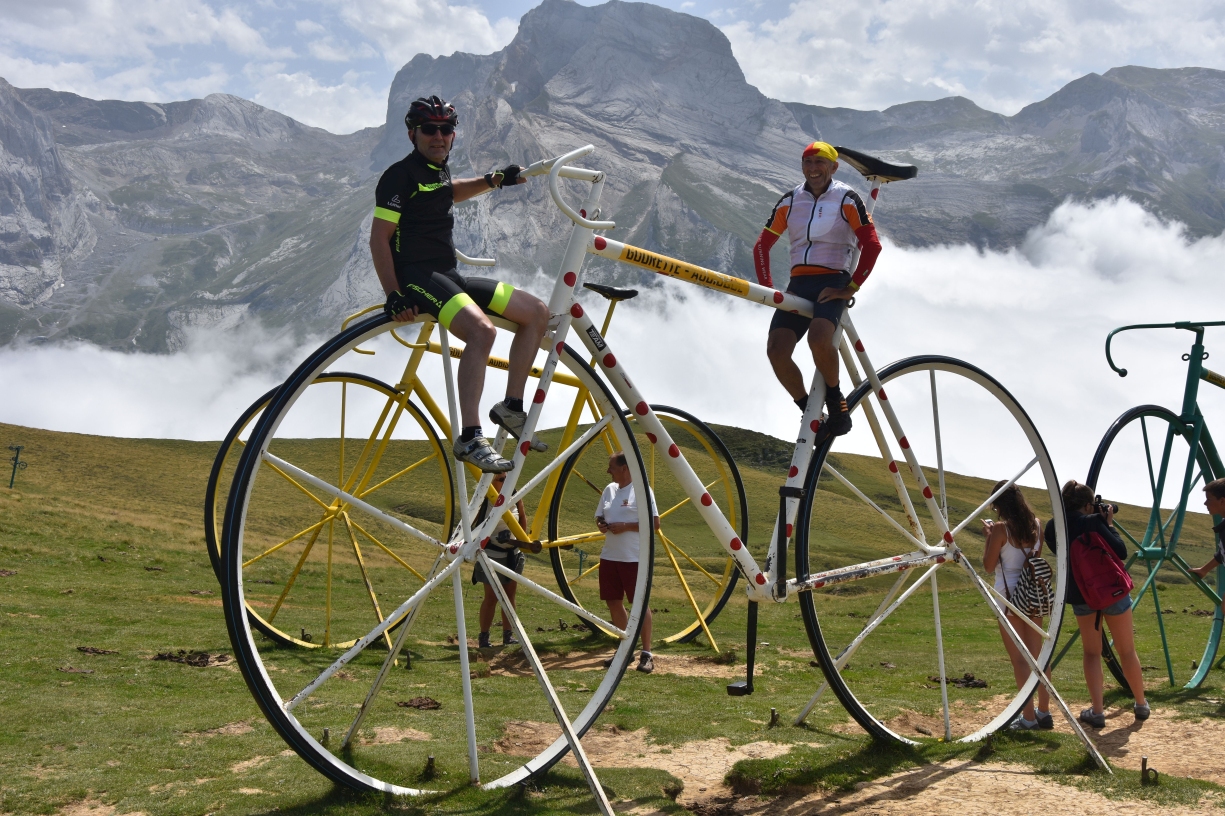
371, 95, 550, 473
754, 141, 882, 437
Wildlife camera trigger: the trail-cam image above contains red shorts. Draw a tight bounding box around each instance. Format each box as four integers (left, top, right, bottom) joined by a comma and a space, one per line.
598, 559, 639, 601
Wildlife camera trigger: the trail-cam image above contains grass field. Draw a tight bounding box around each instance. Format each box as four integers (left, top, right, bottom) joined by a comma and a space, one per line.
1, 419, 1223, 815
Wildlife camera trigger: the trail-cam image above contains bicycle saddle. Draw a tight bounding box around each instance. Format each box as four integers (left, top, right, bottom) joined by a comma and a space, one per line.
583, 283, 639, 301
834, 146, 918, 182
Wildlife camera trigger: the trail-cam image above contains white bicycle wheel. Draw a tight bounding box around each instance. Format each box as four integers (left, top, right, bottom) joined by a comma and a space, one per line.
220, 314, 653, 793
796, 355, 1066, 743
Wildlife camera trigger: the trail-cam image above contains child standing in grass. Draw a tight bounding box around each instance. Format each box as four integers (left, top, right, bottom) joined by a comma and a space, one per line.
1189, 478, 1225, 612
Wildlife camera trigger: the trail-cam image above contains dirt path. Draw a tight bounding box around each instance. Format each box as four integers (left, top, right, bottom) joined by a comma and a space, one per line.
499, 703, 1225, 815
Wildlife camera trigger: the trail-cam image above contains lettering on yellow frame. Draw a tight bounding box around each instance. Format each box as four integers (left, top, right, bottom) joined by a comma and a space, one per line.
618, 245, 750, 297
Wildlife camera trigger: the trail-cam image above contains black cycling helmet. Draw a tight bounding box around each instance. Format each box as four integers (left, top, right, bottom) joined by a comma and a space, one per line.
405, 95, 458, 129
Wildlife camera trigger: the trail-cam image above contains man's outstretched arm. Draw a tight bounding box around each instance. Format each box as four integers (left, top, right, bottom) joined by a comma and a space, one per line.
753, 228, 780, 287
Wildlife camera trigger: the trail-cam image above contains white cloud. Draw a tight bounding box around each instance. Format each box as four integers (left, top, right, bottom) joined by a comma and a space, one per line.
245, 63, 387, 132
337, 0, 517, 65
295, 18, 327, 36
0, 0, 287, 61
4, 198, 1223, 514
722, 0, 1225, 113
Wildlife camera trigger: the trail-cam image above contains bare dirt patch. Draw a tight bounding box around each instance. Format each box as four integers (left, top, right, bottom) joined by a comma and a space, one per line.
181, 721, 254, 742
151, 650, 231, 667
55, 798, 147, 816
359, 726, 431, 745
495, 721, 801, 807
1046, 705, 1225, 785
717, 760, 1223, 816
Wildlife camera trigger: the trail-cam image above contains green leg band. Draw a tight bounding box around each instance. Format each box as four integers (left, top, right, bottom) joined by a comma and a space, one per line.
489, 282, 514, 315
439, 292, 476, 330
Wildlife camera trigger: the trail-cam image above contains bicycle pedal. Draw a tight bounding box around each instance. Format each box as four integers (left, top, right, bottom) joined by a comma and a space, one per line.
529, 436, 548, 452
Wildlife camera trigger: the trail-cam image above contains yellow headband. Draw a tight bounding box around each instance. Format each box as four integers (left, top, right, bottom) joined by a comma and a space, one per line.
802, 141, 838, 162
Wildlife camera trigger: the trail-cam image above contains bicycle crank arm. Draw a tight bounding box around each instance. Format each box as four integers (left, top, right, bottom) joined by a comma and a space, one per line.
726, 601, 759, 696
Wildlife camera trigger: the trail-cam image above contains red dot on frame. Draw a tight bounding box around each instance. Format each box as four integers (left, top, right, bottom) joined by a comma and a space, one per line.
555, 342, 564, 353
570, 303, 583, 318
788, 466, 798, 477
635, 402, 648, 416
870, 188, 879, 199
603, 353, 616, 367
580, 209, 587, 217
855, 340, 865, 352
480, 538, 489, 549
755, 573, 766, 584
495, 495, 505, 506
810, 420, 819, 433
888, 461, 899, 473
786, 523, 793, 537
668, 444, 679, 458
520, 441, 530, 455
646, 432, 657, 443
564, 271, 576, 286
730, 537, 742, 550
922, 486, 932, 499
943, 531, 954, 543
700, 493, 712, 506
899, 436, 910, 449
594, 236, 607, 250
534, 389, 545, 403
773, 291, 784, 304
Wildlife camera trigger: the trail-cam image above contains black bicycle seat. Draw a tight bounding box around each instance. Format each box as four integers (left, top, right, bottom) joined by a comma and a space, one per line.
834, 146, 918, 182
583, 283, 639, 301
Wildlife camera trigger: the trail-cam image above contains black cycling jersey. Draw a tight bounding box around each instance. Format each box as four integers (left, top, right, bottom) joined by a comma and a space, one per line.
374, 149, 456, 280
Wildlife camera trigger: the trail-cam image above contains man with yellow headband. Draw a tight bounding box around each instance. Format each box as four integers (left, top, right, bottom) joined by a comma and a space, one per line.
755, 141, 882, 436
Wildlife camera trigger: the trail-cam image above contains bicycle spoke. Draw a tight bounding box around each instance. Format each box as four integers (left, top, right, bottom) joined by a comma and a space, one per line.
949, 456, 1038, 537
285, 555, 463, 712
930, 370, 948, 520
659, 533, 719, 650
346, 516, 428, 582
795, 570, 912, 724
265, 459, 330, 510
357, 451, 442, 499
243, 516, 332, 568
551, 531, 605, 549
324, 519, 335, 647
340, 513, 393, 651
484, 553, 615, 814
263, 451, 444, 549
485, 556, 623, 636
658, 532, 722, 585
1114, 519, 1142, 549
822, 462, 927, 550
571, 560, 601, 585
658, 476, 724, 521
267, 522, 326, 623
931, 571, 951, 741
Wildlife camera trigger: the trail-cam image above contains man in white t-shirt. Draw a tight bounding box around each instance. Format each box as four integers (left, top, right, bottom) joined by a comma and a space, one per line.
595, 451, 659, 673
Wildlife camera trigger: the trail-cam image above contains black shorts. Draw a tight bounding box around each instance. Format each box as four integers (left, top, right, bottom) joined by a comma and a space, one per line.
472, 546, 525, 587
397, 267, 516, 330
768, 271, 851, 339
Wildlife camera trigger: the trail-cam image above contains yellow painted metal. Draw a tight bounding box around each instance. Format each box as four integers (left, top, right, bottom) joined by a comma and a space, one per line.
570, 560, 601, 585
660, 531, 719, 652
659, 533, 722, 586
264, 460, 330, 510
341, 513, 394, 651
243, 516, 332, 569
611, 243, 750, 298
358, 451, 441, 499
347, 516, 428, 582
324, 517, 335, 647
424, 340, 582, 389
267, 520, 326, 622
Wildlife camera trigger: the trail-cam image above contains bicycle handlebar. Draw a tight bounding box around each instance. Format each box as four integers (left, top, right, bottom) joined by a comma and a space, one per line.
523, 145, 615, 230
455, 249, 495, 267
1105, 320, 1225, 377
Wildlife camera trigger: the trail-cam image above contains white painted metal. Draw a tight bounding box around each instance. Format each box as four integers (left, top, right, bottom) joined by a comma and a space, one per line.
931, 572, 952, 741
452, 567, 480, 783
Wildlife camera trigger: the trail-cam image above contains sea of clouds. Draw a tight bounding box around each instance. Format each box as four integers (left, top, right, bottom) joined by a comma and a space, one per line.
2, 197, 1223, 509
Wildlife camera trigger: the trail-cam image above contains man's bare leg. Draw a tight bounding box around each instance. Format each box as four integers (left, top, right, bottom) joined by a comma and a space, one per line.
766, 328, 808, 401
447, 305, 497, 429
498, 290, 551, 401
807, 318, 840, 388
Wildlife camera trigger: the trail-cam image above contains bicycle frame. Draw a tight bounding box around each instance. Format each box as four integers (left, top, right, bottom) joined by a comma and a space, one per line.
1101, 321, 1225, 685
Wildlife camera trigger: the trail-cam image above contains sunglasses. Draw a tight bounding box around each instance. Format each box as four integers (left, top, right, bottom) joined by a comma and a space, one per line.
416, 123, 454, 136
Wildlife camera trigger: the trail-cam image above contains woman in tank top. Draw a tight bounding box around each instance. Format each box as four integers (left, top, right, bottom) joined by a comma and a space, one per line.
982, 481, 1052, 730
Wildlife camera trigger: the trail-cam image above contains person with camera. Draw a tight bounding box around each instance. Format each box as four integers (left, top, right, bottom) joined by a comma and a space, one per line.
1189, 479, 1225, 608
471, 471, 540, 649
1045, 481, 1149, 727
982, 481, 1053, 730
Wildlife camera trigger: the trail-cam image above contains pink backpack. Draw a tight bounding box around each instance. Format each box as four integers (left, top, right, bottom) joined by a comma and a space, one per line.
1070, 529, 1133, 613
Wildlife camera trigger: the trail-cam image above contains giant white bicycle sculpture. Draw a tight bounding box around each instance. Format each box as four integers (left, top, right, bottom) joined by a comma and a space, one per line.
219, 145, 1106, 815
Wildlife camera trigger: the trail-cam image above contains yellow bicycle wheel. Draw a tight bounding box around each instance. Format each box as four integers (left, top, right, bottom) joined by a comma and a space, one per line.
547, 405, 746, 648
209, 373, 453, 649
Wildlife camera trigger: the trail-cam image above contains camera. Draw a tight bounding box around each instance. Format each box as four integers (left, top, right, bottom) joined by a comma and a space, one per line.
1094, 494, 1119, 515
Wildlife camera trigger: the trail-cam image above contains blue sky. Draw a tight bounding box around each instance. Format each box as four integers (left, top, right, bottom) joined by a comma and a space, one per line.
1, 0, 1223, 133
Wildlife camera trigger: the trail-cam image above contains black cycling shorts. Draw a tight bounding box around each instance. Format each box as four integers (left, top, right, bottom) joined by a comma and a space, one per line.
769, 271, 851, 339
397, 267, 516, 330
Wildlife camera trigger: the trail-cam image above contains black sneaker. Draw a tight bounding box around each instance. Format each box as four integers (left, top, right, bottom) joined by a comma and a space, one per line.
824, 388, 852, 436
1035, 710, 1054, 730
1078, 708, 1106, 729
489, 402, 547, 451
636, 652, 654, 674
453, 435, 513, 473
478, 631, 492, 649
502, 630, 519, 647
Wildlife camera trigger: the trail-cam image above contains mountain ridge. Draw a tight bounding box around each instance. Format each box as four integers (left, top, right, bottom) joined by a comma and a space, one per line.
2, 0, 1223, 351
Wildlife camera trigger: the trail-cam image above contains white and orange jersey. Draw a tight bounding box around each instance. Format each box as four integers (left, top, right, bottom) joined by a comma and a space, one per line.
763, 179, 872, 276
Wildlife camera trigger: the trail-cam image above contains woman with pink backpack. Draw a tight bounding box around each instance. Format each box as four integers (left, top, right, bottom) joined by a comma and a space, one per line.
1045, 480, 1150, 728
